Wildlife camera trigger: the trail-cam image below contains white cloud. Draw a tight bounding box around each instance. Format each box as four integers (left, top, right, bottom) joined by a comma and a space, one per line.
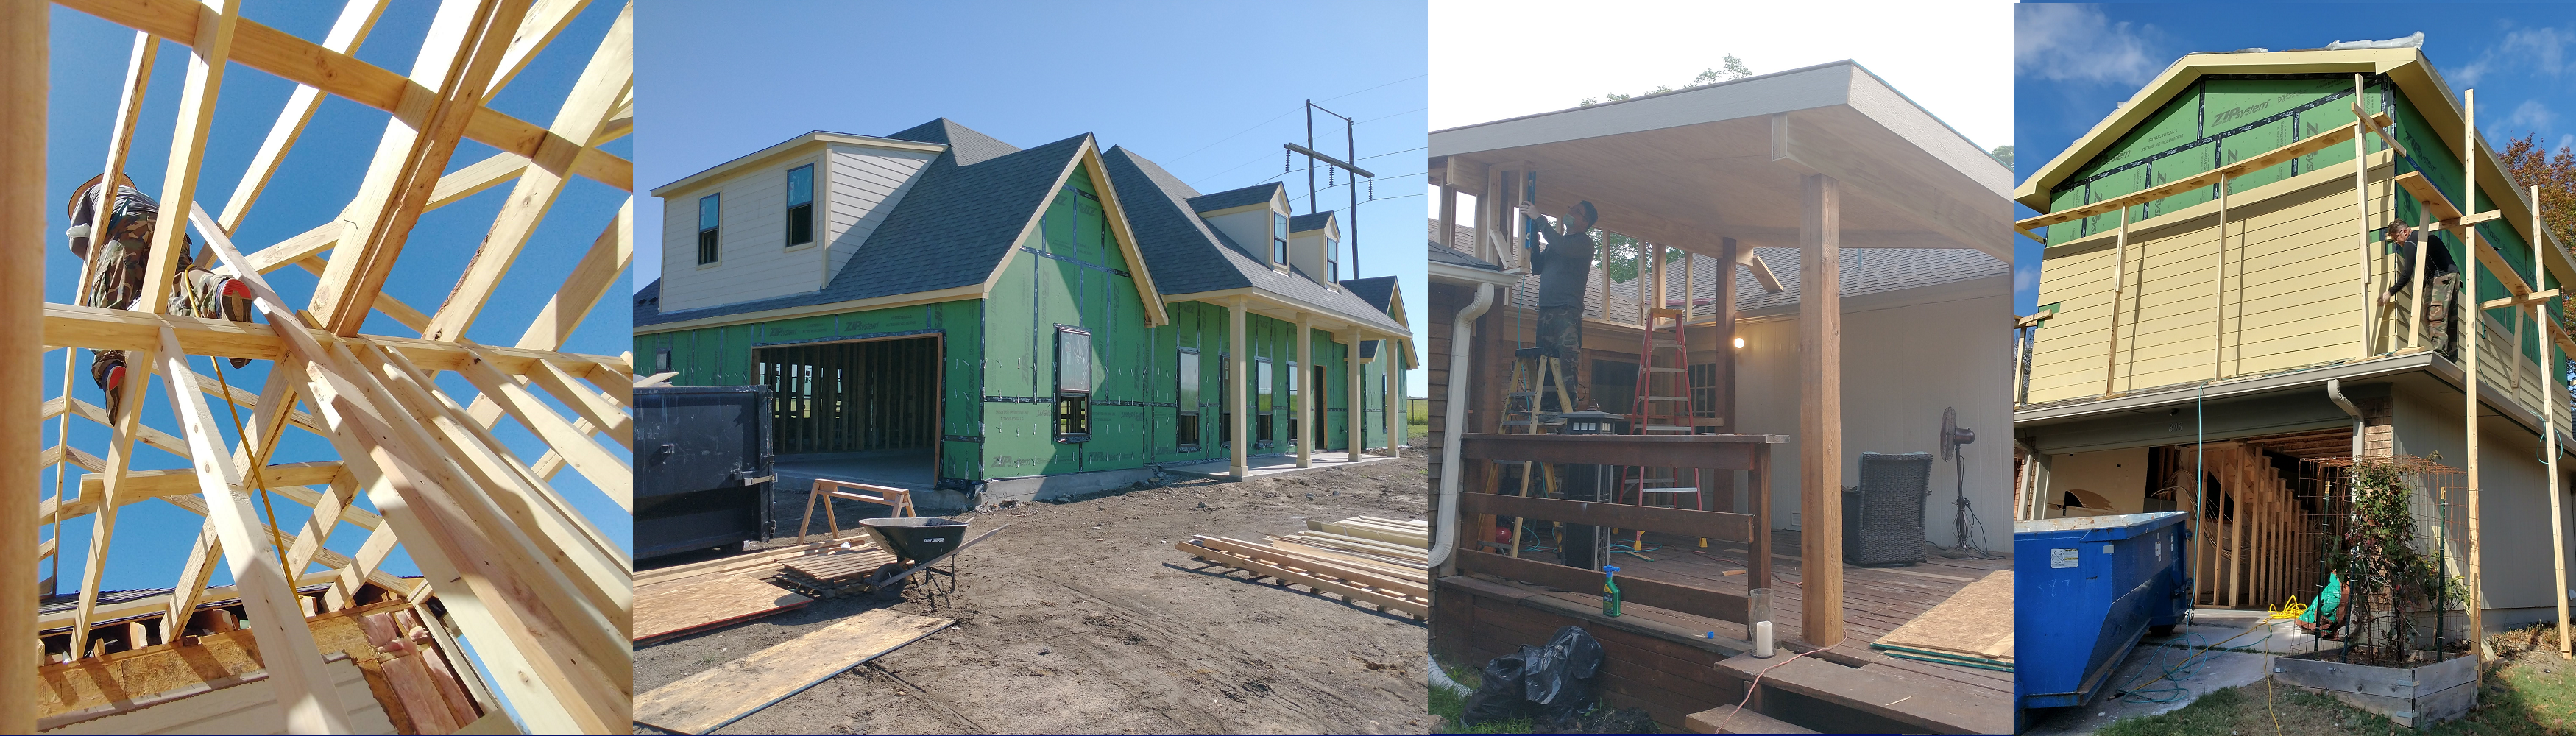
2457, 26, 2572, 85
2015, 4, 2162, 86
2561, 133, 2575, 152
2502, 99, 2559, 132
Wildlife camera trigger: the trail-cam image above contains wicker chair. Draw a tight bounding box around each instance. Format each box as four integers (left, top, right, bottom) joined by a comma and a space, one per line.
1841, 452, 1930, 567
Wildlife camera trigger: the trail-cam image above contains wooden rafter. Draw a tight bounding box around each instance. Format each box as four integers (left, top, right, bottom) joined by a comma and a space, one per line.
32, 1, 637, 731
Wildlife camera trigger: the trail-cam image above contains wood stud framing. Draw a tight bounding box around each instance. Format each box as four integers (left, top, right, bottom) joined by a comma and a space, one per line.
26, 1, 636, 731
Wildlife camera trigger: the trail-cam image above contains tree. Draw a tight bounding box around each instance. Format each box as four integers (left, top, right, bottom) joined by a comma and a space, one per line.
2502, 132, 2575, 252
1990, 145, 2014, 171
1580, 55, 1753, 107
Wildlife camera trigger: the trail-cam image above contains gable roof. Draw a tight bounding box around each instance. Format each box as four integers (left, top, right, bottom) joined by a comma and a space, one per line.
1289, 212, 1334, 233
640, 120, 1406, 336
1186, 183, 1282, 213
1097, 146, 1407, 334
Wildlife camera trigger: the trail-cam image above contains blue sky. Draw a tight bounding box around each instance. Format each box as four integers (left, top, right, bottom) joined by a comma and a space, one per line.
43, 1, 634, 592
633, 1, 1431, 394
2014, 2, 2576, 314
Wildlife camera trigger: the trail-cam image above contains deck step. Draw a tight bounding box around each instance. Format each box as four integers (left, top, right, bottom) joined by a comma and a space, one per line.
1714, 651, 2008, 735
1685, 704, 1818, 734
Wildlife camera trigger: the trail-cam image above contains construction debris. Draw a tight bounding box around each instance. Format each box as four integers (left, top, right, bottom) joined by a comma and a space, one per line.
1181, 515, 1430, 618
632, 609, 954, 735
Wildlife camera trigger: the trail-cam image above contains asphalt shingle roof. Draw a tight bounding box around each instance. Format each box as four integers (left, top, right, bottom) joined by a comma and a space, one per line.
1426, 219, 1503, 271
1185, 183, 1281, 213
1342, 275, 1398, 313
1289, 212, 1334, 232
638, 119, 1406, 336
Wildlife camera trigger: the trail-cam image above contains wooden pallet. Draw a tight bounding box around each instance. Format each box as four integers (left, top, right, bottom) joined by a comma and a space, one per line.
772, 549, 901, 598
1181, 536, 1429, 618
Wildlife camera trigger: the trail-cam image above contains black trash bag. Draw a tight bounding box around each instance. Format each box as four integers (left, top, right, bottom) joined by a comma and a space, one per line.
1460, 649, 1536, 725
1524, 626, 1606, 722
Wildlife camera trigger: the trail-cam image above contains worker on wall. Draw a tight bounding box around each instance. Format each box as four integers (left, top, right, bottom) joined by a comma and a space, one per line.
2379, 219, 2458, 360
65, 174, 255, 418
1530, 199, 1599, 407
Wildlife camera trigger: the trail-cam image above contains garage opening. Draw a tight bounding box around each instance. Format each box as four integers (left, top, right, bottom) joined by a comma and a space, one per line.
754, 336, 941, 500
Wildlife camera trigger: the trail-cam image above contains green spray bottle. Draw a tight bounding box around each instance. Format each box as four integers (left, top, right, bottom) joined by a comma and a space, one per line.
1602, 565, 1622, 617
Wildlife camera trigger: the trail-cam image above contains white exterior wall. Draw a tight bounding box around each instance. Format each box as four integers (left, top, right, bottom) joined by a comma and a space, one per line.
1289, 219, 1337, 286
2389, 386, 2574, 631
1733, 275, 2015, 550
659, 144, 933, 311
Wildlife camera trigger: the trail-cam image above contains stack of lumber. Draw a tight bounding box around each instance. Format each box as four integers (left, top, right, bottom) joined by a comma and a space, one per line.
634, 609, 954, 735
632, 531, 880, 643
1179, 516, 1430, 619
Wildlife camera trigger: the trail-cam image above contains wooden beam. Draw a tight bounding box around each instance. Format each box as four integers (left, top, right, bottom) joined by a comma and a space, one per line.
213, 0, 391, 233
456, 344, 632, 508
54, 0, 634, 193
424, 1, 629, 342
308, 0, 532, 336
41, 301, 626, 375
1, 1, 42, 727
2352, 74, 2376, 358
152, 492, 412, 596
483, 0, 589, 96
1797, 173, 1844, 648
512, 197, 630, 351
153, 325, 355, 733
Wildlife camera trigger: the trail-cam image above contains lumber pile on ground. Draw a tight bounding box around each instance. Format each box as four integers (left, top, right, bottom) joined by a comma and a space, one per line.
1179, 516, 1430, 619
632, 531, 882, 643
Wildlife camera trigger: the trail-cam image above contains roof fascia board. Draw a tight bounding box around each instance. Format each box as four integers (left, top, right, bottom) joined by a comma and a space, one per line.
1163, 287, 1408, 337
1429, 261, 1524, 286
1195, 202, 1273, 218
1840, 64, 2011, 198
651, 132, 943, 197
1429, 62, 1856, 159
635, 285, 983, 335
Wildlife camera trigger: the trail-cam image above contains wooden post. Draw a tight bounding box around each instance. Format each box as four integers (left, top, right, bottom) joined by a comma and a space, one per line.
2461, 88, 2486, 653
2104, 207, 2130, 397
1348, 327, 1365, 462
2539, 183, 2570, 659
1750, 439, 1774, 597
1439, 185, 1458, 254
2353, 74, 2377, 357
2230, 447, 2246, 608
0, 2, 44, 729
1297, 313, 1313, 468
1798, 173, 1844, 646
1716, 237, 1739, 512
1230, 297, 1250, 478
1384, 337, 1403, 456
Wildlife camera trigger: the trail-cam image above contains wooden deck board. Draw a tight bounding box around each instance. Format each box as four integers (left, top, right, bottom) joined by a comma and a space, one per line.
633, 572, 814, 643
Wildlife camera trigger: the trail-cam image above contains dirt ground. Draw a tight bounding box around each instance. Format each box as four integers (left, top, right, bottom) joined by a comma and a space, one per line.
635, 450, 1434, 735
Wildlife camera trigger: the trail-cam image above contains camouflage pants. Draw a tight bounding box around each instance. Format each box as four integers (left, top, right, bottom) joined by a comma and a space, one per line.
1535, 305, 1583, 400
91, 266, 253, 417
2422, 272, 2458, 360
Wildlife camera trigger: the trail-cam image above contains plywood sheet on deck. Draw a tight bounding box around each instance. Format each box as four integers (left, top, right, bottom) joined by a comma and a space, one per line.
632, 609, 952, 735
1873, 570, 2012, 663
634, 573, 814, 643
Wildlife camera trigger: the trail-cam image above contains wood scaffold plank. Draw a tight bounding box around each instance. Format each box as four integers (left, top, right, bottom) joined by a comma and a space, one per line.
4, 0, 46, 728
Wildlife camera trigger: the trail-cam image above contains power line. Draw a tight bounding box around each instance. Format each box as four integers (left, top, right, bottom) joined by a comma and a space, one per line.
1161, 74, 1426, 165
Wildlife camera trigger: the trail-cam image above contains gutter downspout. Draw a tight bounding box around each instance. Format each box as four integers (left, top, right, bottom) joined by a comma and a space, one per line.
1428, 281, 1496, 569
2327, 378, 2363, 458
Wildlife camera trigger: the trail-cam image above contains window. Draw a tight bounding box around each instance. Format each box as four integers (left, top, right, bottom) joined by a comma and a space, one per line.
696, 194, 721, 264
1326, 237, 1339, 281
654, 347, 670, 374
1055, 328, 1092, 442
1689, 363, 1719, 431
785, 164, 814, 247
1177, 348, 1202, 451
1272, 212, 1289, 266
1256, 357, 1275, 447
1218, 353, 1231, 448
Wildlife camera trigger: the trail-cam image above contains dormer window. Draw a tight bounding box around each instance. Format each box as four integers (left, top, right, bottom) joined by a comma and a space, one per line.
1326, 236, 1340, 281
696, 194, 721, 264
785, 164, 814, 247
1272, 212, 1289, 266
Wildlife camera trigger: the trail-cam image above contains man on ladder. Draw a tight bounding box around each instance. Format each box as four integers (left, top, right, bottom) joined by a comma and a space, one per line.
1530, 200, 1598, 386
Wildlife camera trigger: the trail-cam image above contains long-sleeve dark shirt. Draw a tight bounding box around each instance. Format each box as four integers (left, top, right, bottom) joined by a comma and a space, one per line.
2387, 230, 2457, 295
1531, 225, 1595, 309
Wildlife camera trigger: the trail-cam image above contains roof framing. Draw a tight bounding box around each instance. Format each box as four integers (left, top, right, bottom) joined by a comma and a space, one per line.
15, 1, 635, 732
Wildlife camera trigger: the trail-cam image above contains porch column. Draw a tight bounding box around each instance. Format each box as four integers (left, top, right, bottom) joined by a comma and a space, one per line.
1296, 313, 1313, 468
1384, 338, 1404, 456
1799, 172, 1845, 647
1348, 327, 1365, 461
1230, 297, 1249, 480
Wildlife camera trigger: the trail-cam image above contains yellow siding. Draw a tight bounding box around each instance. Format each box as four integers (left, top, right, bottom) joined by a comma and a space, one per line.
2028, 155, 2572, 430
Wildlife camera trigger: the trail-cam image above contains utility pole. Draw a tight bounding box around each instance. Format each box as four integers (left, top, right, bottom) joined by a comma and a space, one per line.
1294, 101, 1370, 279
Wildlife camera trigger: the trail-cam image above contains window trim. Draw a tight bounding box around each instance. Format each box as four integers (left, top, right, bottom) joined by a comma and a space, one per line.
1256, 356, 1275, 447
1218, 353, 1232, 449
696, 192, 723, 266
1271, 211, 1290, 269
784, 163, 815, 250
1326, 236, 1340, 283
1055, 327, 1093, 442
1177, 347, 1203, 452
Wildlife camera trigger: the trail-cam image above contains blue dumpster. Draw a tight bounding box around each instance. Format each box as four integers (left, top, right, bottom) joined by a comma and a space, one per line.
2015, 511, 2192, 710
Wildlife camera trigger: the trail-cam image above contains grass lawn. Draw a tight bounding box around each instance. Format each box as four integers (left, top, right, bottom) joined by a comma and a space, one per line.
2101, 626, 2576, 736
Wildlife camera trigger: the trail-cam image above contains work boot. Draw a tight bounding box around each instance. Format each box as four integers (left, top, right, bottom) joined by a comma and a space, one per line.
219, 277, 254, 367
90, 350, 126, 420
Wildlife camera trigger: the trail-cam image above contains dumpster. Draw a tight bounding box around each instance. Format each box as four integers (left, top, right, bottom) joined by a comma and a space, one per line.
2014, 511, 2191, 710
637, 385, 775, 559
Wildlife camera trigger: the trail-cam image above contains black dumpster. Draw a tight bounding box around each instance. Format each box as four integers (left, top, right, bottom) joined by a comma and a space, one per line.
637, 385, 775, 559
